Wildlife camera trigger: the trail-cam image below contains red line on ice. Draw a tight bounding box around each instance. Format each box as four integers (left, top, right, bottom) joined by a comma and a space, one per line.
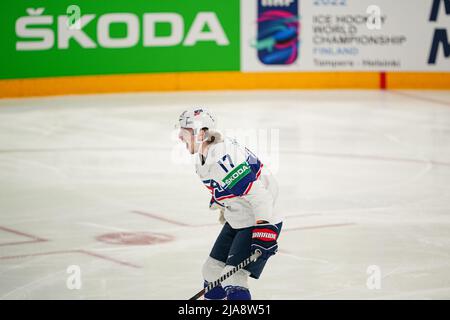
131, 210, 215, 228
131, 210, 191, 226
0, 225, 47, 242
388, 90, 450, 108
0, 225, 48, 247
0, 249, 141, 269
0, 240, 46, 247
78, 250, 141, 268
284, 222, 356, 232
286, 150, 450, 168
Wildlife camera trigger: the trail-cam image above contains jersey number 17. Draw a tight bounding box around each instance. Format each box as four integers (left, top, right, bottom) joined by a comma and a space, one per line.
217, 154, 235, 173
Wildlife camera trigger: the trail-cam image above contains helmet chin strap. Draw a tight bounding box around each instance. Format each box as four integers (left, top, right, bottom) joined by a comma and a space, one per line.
192, 128, 209, 154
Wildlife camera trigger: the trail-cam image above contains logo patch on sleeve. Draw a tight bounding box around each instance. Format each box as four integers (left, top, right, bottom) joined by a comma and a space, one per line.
222, 162, 251, 188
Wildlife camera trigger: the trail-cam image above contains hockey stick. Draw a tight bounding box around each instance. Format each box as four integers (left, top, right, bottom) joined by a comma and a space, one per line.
188, 249, 262, 300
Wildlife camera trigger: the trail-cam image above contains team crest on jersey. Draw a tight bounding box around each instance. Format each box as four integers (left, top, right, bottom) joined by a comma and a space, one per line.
203, 179, 224, 193
202, 179, 236, 201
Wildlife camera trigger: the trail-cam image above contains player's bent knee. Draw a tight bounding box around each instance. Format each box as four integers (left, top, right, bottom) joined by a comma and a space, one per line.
220, 265, 250, 289
202, 256, 226, 282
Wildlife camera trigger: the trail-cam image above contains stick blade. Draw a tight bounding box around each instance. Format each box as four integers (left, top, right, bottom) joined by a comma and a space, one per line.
189, 288, 205, 300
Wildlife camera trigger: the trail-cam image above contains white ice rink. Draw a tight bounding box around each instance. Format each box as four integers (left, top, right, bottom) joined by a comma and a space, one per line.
0, 90, 449, 299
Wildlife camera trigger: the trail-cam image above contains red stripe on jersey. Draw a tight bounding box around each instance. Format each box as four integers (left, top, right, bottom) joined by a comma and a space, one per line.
243, 181, 254, 195
216, 194, 237, 201
243, 164, 262, 195
256, 164, 263, 178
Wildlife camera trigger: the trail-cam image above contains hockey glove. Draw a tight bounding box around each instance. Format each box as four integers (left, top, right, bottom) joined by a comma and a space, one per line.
251, 223, 279, 259
218, 208, 225, 225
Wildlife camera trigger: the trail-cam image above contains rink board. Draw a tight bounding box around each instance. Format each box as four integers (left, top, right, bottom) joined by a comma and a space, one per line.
1, 0, 449, 96
1, 72, 450, 98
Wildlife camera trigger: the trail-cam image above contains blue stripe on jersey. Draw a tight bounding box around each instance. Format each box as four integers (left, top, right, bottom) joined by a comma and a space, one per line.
245, 148, 263, 176
203, 146, 263, 198
225, 169, 256, 196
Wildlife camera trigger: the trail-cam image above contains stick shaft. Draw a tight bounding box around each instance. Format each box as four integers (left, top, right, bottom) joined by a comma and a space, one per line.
188, 251, 261, 300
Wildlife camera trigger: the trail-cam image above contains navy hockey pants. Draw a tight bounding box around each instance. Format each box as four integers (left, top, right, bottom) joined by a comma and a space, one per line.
209, 222, 283, 279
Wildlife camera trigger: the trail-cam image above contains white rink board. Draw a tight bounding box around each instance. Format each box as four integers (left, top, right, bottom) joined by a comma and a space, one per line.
241, 0, 450, 71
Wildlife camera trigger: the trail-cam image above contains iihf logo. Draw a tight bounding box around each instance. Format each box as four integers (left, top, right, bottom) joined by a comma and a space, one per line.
253, 0, 300, 65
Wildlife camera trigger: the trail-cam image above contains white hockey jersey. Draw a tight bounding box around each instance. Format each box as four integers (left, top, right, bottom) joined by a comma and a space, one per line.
195, 136, 282, 229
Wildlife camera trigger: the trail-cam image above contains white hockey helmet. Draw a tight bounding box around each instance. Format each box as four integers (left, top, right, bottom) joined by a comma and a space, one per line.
177, 108, 217, 135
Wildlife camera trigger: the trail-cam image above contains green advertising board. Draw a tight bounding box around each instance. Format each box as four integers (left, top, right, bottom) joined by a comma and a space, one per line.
0, 0, 240, 79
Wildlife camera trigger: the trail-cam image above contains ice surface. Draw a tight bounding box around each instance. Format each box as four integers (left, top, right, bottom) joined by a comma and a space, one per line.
0, 90, 449, 299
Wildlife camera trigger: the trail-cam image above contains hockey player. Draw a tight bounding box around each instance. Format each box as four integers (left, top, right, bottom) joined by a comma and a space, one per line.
176, 108, 282, 300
